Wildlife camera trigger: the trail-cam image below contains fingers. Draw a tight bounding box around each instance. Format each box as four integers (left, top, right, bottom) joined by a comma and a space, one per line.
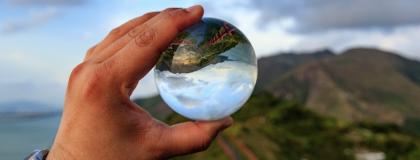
159, 117, 233, 156
84, 12, 159, 61
105, 5, 204, 88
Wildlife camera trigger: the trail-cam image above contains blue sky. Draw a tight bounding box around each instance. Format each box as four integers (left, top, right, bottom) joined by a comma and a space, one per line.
1, 0, 420, 107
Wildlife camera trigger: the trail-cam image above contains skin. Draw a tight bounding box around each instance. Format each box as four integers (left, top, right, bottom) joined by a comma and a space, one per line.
47, 5, 233, 160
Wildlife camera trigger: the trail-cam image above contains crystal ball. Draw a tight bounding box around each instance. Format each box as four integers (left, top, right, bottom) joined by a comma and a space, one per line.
154, 18, 257, 120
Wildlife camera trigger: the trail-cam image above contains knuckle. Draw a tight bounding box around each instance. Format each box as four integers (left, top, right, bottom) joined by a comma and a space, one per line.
69, 62, 90, 82
134, 26, 155, 47
80, 67, 103, 98
78, 63, 114, 99
161, 8, 178, 15
68, 62, 95, 94
143, 11, 158, 18
109, 27, 125, 38
128, 26, 143, 38
68, 61, 111, 99
87, 45, 96, 53
84, 46, 96, 59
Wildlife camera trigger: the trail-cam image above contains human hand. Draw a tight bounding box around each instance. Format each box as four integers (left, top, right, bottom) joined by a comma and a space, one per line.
47, 5, 233, 160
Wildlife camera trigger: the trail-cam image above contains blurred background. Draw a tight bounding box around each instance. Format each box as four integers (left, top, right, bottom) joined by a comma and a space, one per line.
1, 0, 420, 159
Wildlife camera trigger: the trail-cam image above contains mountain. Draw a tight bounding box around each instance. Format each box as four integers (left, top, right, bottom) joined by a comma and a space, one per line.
134, 47, 420, 159
259, 48, 420, 126
0, 101, 60, 119
256, 49, 334, 89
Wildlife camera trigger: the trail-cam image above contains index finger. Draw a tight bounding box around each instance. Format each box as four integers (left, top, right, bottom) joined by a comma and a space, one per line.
103, 5, 204, 90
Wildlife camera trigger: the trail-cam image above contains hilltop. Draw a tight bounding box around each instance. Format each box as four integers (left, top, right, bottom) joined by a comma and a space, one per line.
258, 48, 420, 128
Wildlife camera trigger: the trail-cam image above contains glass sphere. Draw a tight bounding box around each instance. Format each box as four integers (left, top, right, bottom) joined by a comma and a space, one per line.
154, 18, 257, 120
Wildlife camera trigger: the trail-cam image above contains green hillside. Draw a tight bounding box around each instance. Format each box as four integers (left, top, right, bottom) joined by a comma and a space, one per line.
263, 48, 420, 127
256, 49, 334, 89
134, 47, 420, 159
137, 92, 420, 160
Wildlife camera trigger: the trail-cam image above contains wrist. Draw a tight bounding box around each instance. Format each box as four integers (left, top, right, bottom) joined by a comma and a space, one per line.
45, 150, 59, 160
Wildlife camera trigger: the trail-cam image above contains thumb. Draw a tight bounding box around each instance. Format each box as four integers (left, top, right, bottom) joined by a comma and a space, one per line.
159, 117, 233, 157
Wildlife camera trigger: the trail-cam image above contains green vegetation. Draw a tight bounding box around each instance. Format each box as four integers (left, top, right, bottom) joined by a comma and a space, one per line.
138, 91, 420, 159
398, 58, 420, 87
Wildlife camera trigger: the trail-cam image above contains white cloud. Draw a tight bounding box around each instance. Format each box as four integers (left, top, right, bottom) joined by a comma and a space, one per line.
226, 9, 300, 56
203, 0, 420, 60
1, 7, 59, 33
245, 0, 420, 33
202, 1, 300, 57
292, 25, 420, 60
8, 0, 86, 6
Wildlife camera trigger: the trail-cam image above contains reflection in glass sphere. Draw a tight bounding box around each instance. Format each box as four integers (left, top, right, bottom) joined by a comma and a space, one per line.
154, 18, 257, 120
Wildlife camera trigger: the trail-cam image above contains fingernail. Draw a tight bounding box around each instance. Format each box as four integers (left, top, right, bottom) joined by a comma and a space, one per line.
186, 5, 202, 12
